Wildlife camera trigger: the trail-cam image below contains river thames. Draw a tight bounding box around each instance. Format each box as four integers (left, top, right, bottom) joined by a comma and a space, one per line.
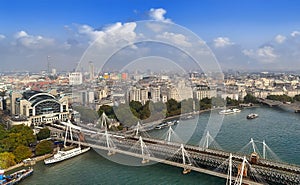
21, 106, 300, 185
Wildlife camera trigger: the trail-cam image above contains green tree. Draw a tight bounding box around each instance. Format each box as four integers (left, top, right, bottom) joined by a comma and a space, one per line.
226, 97, 240, 106
166, 99, 181, 117
35, 140, 53, 156
181, 98, 195, 113
0, 125, 36, 152
9, 125, 36, 145
294, 94, 300, 102
13, 145, 32, 163
37, 128, 50, 140
140, 101, 151, 120
243, 93, 258, 104
0, 124, 7, 140
267, 94, 293, 102
114, 104, 139, 127
129, 101, 143, 119
200, 97, 212, 110
73, 106, 99, 123
0, 152, 16, 169
98, 105, 116, 119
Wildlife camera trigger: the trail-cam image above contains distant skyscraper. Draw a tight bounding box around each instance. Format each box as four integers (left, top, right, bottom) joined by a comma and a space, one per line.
89, 61, 94, 80
51, 68, 56, 75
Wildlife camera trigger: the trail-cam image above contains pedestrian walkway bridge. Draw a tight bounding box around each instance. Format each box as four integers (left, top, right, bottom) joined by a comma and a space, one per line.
48, 116, 300, 185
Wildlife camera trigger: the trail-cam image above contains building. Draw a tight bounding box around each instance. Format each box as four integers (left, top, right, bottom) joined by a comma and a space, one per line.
129, 87, 141, 102
168, 86, 180, 101
176, 81, 193, 101
10, 90, 69, 126
89, 61, 95, 81
193, 85, 217, 100
140, 88, 149, 104
69, 72, 83, 85
150, 86, 161, 102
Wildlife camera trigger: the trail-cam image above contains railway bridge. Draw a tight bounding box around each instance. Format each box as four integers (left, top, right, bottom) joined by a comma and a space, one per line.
48, 119, 300, 185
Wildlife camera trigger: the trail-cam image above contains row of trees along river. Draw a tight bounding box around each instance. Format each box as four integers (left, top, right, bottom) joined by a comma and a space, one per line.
73, 93, 260, 130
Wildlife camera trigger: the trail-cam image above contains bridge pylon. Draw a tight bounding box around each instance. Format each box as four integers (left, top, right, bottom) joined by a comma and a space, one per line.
97, 112, 110, 130
105, 130, 116, 156
180, 144, 192, 174
199, 131, 222, 151
135, 121, 141, 136
139, 136, 150, 164
226, 153, 233, 185
64, 121, 74, 148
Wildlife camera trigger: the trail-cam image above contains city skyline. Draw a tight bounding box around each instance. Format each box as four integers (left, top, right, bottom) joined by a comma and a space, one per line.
1, 0, 300, 72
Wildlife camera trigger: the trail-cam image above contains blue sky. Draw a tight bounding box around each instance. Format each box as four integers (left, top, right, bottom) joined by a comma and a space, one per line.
1, 0, 300, 71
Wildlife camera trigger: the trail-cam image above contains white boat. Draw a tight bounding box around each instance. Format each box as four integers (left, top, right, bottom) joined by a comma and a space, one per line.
44, 146, 90, 164
44, 120, 90, 164
247, 113, 258, 119
219, 108, 241, 115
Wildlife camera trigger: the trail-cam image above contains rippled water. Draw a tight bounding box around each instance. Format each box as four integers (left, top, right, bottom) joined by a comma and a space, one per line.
21, 106, 300, 185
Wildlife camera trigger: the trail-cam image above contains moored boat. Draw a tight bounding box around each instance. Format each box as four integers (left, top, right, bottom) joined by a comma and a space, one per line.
219, 108, 241, 115
44, 146, 90, 164
0, 168, 33, 185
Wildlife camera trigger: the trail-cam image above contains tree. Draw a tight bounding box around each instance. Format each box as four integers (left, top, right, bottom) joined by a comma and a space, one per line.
129, 101, 143, 119
226, 97, 240, 106
243, 93, 258, 104
13, 145, 32, 163
116, 105, 138, 126
73, 106, 99, 123
181, 98, 194, 113
37, 128, 50, 140
35, 140, 53, 156
0, 152, 16, 169
294, 94, 300, 102
0, 125, 36, 152
140, 101, 151, 120
9, 125, 36, 146
211, 97, 226, 107
98, 105, 116, 119
267, 94, 293, 102
0, 124, 7, 140
166, 99, 181, 117
200, 97, 212, 110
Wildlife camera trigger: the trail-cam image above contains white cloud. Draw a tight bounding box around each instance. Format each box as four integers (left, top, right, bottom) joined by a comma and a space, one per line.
14, 31, 28, 39
0, 34, 6, 40
78, 22, 137, 45
291, 31, 300, 37
275, 34, 286, 43
156, 32, 191, 47
213, 37, 234, 48
149, 8, 172, 23
14, 30, 54, 49
243, 46, 278, 63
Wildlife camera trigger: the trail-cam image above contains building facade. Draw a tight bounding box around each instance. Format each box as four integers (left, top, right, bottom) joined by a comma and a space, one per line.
69, 72, 83, 85
9, 90, 69, 126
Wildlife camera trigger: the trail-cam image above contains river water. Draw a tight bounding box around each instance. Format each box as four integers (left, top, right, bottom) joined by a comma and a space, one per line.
21, 106, 300, 185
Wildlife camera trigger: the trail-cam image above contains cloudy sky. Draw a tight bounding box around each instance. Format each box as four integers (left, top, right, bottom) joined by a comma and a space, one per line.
1, 0, 300, 72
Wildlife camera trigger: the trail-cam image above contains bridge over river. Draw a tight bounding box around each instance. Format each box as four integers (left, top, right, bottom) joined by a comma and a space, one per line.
258, 98, 300, 112
48, 119, 300, 185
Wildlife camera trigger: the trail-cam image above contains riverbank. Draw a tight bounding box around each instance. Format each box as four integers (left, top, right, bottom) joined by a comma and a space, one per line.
4, 153, 53, 173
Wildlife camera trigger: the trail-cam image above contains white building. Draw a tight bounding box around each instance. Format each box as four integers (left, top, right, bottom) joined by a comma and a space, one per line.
193, 85, 217, 100
69, 72, 83, 85
150, 86, 161, 102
